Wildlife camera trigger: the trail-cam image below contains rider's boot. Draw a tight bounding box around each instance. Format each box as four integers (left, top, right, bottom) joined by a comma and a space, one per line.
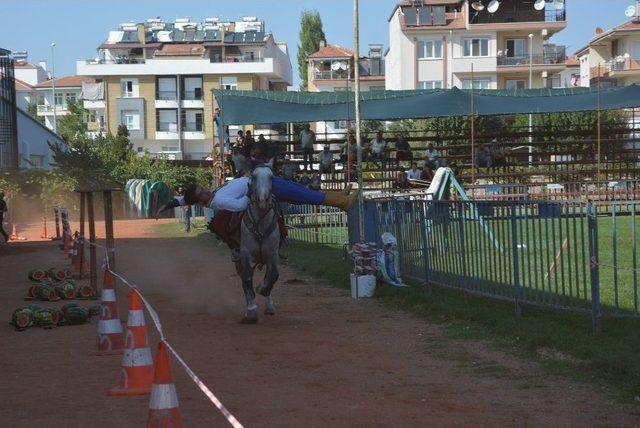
324, 190, 359, 212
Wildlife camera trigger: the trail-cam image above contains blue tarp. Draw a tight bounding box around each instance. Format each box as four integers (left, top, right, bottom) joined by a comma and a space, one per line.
213, 85, 640, 125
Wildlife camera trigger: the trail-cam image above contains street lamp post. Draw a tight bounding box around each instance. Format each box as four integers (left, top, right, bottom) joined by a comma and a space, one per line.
353, 0, 364, 242
528, 34, 534, 165
51, 42, 57, 133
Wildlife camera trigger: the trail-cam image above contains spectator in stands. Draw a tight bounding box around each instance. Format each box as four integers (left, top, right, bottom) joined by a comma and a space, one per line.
309, 172, 322, 191
474, 142, 492, 169
281, 156, 297, 181
297, 171, 311, 188
299, 123, 316, 171
406, 162, 421, 180
421, 163, 434, 181
253, 134, 270, 162
393, 172, 410, 190
235, 130, 244, 148
318, 145, 334, 173
368, 130, 388, 166
425, 143, 440, 170
395, 135, 412, 164
241, 130, 255, 158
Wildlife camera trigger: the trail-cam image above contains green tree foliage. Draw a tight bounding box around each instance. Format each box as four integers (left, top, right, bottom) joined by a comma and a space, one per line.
297, 10, 325, 90
27, 103, 45, 125
57, 100, 89, 144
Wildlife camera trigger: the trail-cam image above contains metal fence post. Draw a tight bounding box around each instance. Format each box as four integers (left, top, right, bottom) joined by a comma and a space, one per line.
419, 200, 431, 291
457, 201, 468, 292
511, 204, 522, 319
587, 202, 602, 333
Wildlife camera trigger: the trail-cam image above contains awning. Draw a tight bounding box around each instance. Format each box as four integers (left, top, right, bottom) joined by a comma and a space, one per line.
213, 85, 640, 125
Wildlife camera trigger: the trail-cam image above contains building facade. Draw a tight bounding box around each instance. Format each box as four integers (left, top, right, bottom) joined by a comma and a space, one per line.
34, 76, 94, 132
386, 0, 569, 90
76, 17, 292, 160
307, 43, 385, 139
576, 18, 640, 87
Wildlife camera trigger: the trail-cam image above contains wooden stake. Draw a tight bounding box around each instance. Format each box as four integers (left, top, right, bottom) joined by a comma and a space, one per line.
79, 192, 86, 279
103, 190, 115, 271
86, 192, 98, 296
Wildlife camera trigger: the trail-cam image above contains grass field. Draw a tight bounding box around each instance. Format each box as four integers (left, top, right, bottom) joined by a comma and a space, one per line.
284, 238, 640, 402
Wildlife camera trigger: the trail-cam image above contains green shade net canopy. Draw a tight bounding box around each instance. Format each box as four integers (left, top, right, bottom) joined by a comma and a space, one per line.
213, 85, 640, 125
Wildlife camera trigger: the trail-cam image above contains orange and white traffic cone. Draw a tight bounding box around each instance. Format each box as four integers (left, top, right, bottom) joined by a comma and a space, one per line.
147, 341, 183, 428
40, 216, 50, 239
108, 288, 154, 396
93, 269, 123, 355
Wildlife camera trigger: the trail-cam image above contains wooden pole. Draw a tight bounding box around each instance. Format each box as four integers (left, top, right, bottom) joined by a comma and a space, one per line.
79, 192, 86, 279
103, 190, 115, 271
86, 192, 98, 296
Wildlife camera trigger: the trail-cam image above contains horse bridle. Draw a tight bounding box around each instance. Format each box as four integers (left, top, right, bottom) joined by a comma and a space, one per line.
245, 165, 278, 247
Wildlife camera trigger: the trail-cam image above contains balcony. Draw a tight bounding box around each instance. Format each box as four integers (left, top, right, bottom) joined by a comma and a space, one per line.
497, 52, 566, 67
209, 56, 265, 64
313, 70, 349, 81
591, 58, 640, 79
469, 0, 566, 25
157, 91, 177, 101
37, 104, 67, 114
82, 57, 146, 65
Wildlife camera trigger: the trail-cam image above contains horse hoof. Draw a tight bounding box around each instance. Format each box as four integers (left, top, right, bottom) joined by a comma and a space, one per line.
240, 310, 259, 324
264, 307, 276, 316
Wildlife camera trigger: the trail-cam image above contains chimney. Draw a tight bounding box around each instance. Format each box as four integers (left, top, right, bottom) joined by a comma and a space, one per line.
38, 61, 47, 71
320, 39, 327, 48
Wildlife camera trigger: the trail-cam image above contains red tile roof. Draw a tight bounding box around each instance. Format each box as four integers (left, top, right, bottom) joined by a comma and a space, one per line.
309, 45, 354, 59
566, 55, 579, 67
35, 76, 95, 89
14, 77, 34, 91
576, 18, 640, 55
13, 61, 38, 69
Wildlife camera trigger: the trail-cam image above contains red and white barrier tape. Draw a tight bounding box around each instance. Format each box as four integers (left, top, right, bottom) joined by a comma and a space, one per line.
89, 242, 243, 427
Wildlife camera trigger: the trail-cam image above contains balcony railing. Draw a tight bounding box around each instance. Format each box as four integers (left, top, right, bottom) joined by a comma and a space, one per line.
157, 91, 177, 101
183, 90, 203, 101
83, 57, 146, 65
37, 104, 67, 113
592, 58, 640, 78
209, 56, 265, 63
182, 122, 204, 132
470, 8, 566, 25
313, 70, 349, 80
158, 122, 178, 132
497, 53, 566, 67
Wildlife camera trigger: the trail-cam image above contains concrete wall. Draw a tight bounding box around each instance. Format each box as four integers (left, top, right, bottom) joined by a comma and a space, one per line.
16, 108, 63, 169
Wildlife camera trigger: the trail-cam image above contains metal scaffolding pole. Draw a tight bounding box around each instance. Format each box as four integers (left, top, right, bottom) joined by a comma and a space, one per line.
354, 0, 364, 241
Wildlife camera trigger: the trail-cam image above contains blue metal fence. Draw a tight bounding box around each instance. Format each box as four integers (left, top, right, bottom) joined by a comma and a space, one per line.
365, 198, 640, 327
283, 203, 348, 245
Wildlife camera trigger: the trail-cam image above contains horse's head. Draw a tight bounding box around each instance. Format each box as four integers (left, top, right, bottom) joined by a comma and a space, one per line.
250, 159, 274, 210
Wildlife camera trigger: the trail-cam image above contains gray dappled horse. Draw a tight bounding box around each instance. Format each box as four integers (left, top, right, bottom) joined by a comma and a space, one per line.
236, 160, 280, 324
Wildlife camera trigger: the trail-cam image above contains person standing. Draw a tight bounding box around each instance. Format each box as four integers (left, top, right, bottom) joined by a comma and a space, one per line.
177, 187, 191, 233
299, 123, 316, 171
0, 192, 9, 243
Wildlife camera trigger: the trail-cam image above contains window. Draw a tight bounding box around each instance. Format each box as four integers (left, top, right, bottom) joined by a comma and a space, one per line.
157, 77, 177, 100
463, 38, 489, 57
221, 76, 238, 90
54, 92, 64, 106
505, 79, 526, 90
183, 76, 203, 100
419, 81, 443, 90
633, 41, 640, 60
183, 109, 204, 132
462, 79, 491, 90
505, 39, 526, 58
65, 93, 77, 104
157, 109, 178, 132
121, 110, 140, 130
418, 40, 443, 59
120, 79, 138, 98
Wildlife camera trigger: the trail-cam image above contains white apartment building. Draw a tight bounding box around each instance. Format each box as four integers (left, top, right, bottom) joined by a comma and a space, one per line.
576, 17, 640, 87
76, 16, 292, 160
11, 54, 49, 110
307, 43, 385, 139
386, 0, 569, 90
33, 76, 95, 131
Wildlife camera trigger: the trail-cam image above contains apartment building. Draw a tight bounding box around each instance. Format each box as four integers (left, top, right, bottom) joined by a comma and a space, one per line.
307, 43, 385, 139
76, 16, 293, 160
576, 17, 640, 87
12, 53, 49, 110
386, 0, 569, 90
34, 76, 94, 131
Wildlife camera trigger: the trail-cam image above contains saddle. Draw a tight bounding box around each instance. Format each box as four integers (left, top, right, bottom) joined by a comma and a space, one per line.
208, 209, 288, 250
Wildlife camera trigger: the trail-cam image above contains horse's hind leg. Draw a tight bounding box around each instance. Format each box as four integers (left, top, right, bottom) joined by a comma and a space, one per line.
258, 262, 279, 316
239, 252, 258, 324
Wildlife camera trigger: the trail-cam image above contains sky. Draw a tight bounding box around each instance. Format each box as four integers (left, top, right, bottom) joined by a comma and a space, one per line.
1, 0, 637, 86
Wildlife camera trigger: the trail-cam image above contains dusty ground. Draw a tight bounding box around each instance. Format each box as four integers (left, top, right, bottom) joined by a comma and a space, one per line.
1, 219, 639, 427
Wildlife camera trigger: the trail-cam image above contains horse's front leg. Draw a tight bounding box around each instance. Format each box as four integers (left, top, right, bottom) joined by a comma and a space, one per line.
257, 257, 279, 316
239, 249, 258, 324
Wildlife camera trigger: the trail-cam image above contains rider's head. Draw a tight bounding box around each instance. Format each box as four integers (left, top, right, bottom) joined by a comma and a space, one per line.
183, 184, 211, 206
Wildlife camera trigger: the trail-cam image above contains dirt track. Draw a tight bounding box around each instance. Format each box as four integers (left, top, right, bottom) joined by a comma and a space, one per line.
1, 219, 639, 427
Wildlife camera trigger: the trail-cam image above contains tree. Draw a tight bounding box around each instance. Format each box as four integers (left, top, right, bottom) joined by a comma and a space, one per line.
27, 103, 45, 125
57, 100, 89, 144
297, 10, 325, 90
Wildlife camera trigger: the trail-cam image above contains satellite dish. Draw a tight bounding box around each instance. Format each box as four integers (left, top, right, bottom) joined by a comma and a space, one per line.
534, 0, 546, 11
471, 1, 485, 12
553, 0, 565, 10
487, 0, 501, 14
339, 61, 348, 71
331, 62, 341, 71
625, 5, 637, 17
595, 27, 605, 34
